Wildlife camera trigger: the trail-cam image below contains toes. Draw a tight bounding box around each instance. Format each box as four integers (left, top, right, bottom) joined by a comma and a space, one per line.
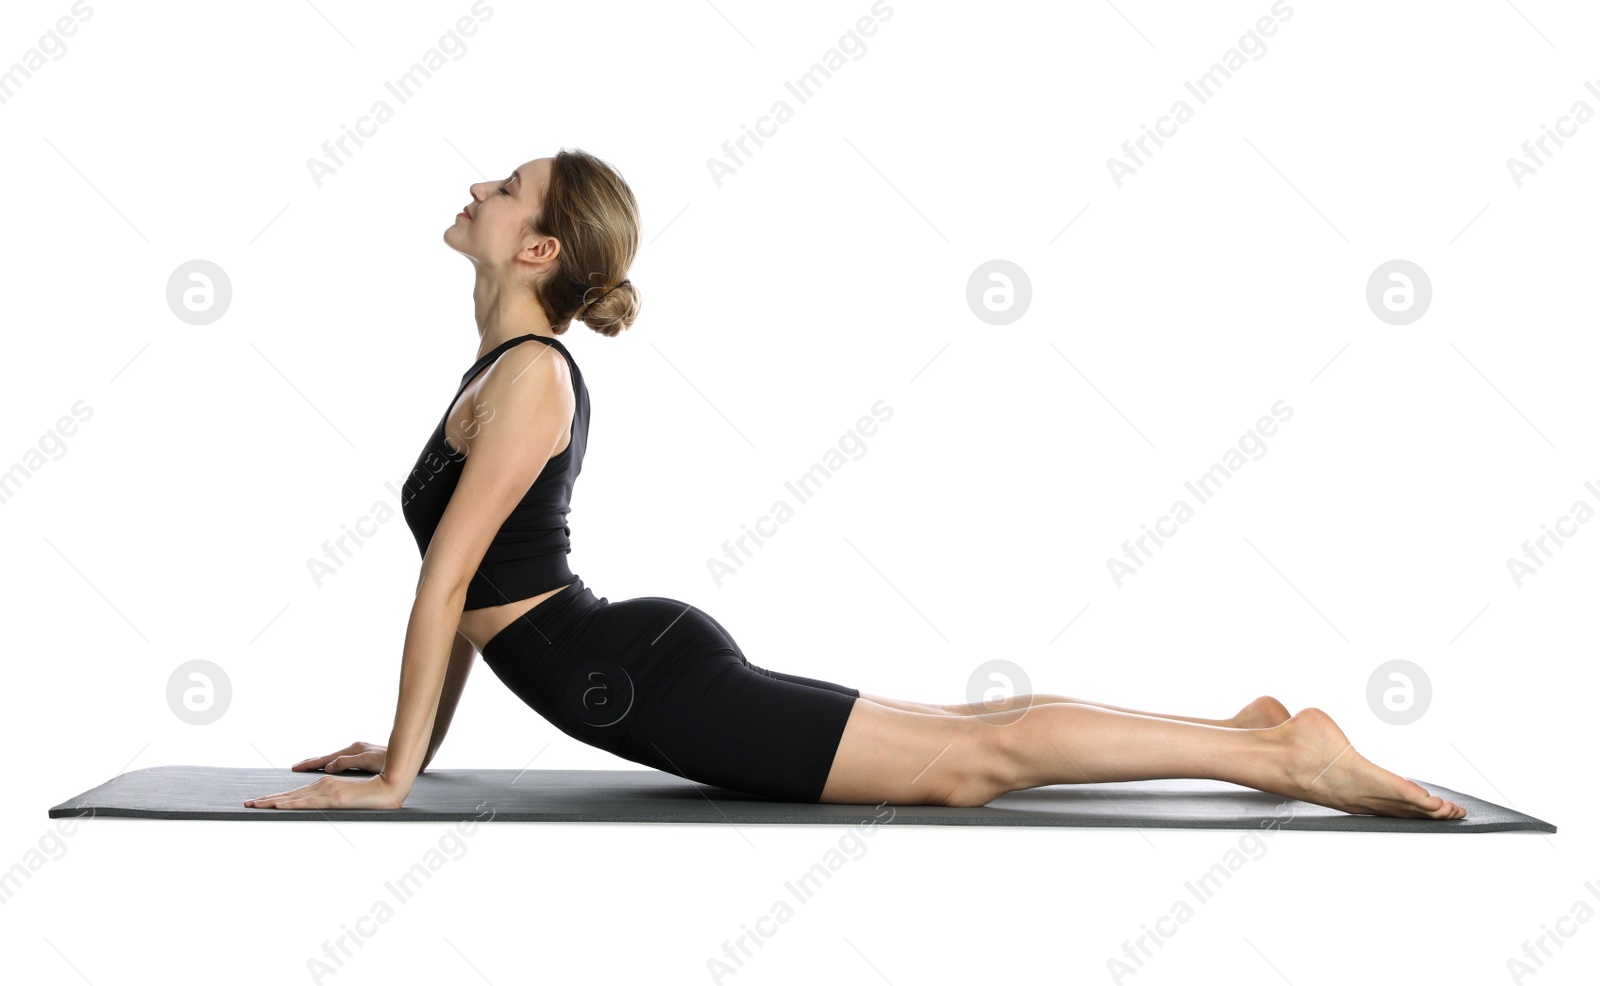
1377, 777, 1470, 820
1399, 778, 1442, 805
1423, 796, 1465, 820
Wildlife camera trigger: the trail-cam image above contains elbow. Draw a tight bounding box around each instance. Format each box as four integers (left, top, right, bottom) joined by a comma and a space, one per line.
415, 569, 470, 611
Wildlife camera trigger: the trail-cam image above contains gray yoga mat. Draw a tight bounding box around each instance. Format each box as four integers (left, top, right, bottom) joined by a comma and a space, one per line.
48, 766, 1554, 833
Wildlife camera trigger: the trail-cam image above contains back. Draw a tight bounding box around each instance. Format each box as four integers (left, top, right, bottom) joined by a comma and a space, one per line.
399, 333, 590, 609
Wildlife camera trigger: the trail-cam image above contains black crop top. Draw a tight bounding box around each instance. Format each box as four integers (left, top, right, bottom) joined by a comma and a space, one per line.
399, 333, 589, 610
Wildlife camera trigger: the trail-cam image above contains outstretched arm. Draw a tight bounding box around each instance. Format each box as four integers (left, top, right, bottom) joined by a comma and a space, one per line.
377, 340, 576, 803
246, 340, 572, 811
380, 574, 469, 793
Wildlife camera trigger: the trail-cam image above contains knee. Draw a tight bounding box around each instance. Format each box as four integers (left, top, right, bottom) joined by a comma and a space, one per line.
942, 719, 1019, 807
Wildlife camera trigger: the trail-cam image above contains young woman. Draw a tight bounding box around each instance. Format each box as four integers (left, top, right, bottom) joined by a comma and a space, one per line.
246, 149, 1465, 821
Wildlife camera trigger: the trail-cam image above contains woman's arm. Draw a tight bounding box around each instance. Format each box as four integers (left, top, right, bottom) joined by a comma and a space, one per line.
376, 340, 576, 803
421, 632, 477, 773
380, 576, 468, 794
245, 342, 572, 812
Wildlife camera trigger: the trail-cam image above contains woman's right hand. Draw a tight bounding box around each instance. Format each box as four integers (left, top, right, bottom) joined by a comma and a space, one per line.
292, 740, 387, 774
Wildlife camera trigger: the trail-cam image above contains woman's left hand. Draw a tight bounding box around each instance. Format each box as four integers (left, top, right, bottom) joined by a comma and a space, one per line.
244, 774, 404, 811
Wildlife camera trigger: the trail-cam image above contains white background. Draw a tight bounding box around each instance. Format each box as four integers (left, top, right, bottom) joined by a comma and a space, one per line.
2, 0, 1596, 983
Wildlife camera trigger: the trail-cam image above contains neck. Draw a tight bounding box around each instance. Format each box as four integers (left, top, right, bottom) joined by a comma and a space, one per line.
471, 272, 557, 359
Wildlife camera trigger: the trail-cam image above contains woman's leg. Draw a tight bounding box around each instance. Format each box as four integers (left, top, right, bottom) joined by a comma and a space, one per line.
857, 691, 1291, 729
819, 700, 1466, 820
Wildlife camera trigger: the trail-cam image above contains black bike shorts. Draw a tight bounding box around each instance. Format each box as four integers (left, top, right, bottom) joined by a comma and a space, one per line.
479, 577, 860, 803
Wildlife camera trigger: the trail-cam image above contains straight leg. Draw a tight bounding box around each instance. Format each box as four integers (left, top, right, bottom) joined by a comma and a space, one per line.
986, 704, 1467, 819
857, 690, 1291, 729
820, 700, 1467, 820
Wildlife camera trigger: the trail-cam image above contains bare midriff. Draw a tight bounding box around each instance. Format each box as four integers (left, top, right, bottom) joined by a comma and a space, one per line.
458, 582, 573, 653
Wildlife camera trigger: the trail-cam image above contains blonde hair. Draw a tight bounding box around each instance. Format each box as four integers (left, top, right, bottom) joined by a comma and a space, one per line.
531, 148, 641, 337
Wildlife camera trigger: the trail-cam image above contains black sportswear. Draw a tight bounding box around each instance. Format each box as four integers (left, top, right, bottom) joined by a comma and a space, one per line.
481, 578, 860, 803
400, 333, 860, 803
400, 333, 586, 610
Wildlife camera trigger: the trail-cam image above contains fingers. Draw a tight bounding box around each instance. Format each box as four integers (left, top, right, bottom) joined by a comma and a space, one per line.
292, 754, 356, 773
245, 793, 326, 809
292, 752, 358, 773
245, 788, 302, 808
245, 779, 330, 809
324, 754, 382, 774
292, 743, 383, 773
243, 794, 311, 809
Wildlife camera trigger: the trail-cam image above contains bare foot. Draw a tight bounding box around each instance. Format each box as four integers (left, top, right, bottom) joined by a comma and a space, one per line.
1231, 695, 1291, 729
1273, 708, 1466, 819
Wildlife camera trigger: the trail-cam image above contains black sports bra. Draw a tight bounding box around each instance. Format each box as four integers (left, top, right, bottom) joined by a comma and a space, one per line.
399, 333, 589, 610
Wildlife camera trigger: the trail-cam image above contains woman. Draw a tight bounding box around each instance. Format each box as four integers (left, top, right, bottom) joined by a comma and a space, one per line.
246, 149, 1465, 821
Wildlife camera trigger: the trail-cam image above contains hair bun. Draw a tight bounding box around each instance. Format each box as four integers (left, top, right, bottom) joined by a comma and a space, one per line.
579, 278, 640, 337
537, 148, 641, 337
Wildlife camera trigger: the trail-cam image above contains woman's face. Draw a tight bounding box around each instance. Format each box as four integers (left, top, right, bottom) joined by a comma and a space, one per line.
444, 156, 556, 273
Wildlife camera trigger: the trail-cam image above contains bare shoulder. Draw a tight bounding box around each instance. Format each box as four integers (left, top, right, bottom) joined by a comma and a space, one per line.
474, 337, 575, 431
